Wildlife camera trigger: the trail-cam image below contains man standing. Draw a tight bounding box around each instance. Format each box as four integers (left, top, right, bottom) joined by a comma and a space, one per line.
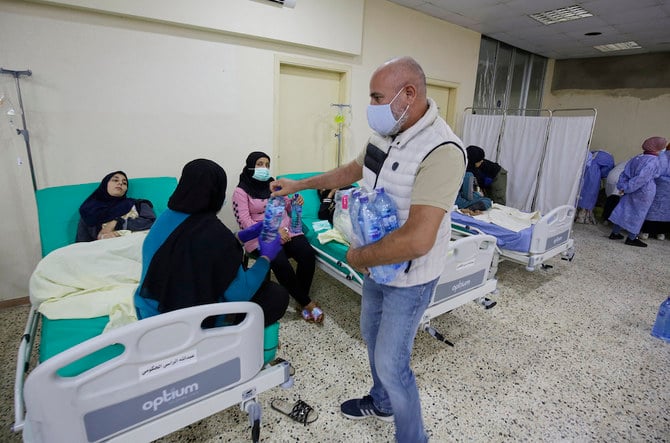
271, 56, 465, 442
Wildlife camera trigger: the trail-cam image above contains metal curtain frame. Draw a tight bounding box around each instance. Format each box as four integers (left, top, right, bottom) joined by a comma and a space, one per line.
1, 68, 37, 192
463, 107, 552, 211
462, 107, 596, 211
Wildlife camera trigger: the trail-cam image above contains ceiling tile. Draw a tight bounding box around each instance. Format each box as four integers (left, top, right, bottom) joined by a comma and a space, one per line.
386, 0, 670, 58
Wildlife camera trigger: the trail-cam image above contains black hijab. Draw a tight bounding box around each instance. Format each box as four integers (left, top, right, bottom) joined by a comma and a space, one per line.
466, 146, 485, 173
466, 145, 501, 181
237, 151, 273, 199
79, 171, 136, 226
139, 159, 243, 314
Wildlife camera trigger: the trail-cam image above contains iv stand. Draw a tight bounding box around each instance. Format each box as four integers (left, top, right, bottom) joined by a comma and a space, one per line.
1, 68, 37, 192
330, 103, 351, 167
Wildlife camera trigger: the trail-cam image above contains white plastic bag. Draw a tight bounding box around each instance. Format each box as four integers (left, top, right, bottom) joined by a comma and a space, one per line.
332, 188, 356, 246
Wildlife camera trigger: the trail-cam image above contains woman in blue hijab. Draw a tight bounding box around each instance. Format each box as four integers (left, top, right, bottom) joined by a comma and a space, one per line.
76, 171, 156, 242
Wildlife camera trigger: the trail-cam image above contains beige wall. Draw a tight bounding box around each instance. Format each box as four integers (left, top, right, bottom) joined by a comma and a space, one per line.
0, 0, 481, 301
543, 59, 670, 163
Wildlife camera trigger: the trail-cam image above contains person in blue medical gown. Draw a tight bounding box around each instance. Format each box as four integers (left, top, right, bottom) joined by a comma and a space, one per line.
609, 136, 666, 247
576, 150, 614, 224
641, 145, 670, 240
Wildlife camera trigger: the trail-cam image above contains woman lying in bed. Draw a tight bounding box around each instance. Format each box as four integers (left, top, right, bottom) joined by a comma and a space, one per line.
76, 171, 156, 241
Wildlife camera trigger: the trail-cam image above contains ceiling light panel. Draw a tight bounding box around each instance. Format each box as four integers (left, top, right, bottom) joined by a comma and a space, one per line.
593, 41, 642, 52
529, 5, 593, 25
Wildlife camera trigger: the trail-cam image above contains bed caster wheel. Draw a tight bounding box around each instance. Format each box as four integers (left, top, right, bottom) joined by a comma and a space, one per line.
423, 324, 454, 347
251, 419, 260, 443
482, 297, 497, 309
561, 248, 575, 262
244, 402, 262, 443
280, 376, 294, 389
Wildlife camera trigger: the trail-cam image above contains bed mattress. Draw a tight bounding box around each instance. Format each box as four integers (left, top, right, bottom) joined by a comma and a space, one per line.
451, 212, 532, 252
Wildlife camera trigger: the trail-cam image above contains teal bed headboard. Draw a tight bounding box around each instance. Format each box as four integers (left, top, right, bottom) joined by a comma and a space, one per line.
35, 176, 178, 257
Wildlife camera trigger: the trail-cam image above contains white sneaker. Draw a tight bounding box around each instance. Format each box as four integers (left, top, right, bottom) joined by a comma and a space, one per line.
657, 234, 665, 241
639, 233, 649, 240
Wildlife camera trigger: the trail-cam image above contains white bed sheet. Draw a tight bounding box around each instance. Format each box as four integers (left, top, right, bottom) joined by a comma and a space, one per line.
29, 231, 144, 326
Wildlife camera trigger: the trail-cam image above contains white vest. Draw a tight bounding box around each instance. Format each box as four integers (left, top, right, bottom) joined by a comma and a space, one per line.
363, 98, 464, 287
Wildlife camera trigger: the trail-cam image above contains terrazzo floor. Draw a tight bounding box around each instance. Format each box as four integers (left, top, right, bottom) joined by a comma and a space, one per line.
1, 222, 669, 442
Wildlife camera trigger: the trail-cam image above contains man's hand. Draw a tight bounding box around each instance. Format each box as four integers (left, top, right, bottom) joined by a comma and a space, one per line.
269, 178, 298, 197
345, 247, 369, 275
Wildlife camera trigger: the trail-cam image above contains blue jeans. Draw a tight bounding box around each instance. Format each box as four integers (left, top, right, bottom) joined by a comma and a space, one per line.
361, 276, 437, 443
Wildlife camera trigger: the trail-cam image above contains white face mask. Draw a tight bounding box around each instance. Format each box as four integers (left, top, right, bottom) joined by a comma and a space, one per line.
367, 88, 409, 136
252, 167, 271, 181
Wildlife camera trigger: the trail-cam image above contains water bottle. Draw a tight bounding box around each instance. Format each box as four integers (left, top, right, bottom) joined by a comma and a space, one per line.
357, 194, 382, 244
289, 194, 303, 234
373, 188, 406, 272
356, 194, 396, 284
260, 195, 286, 242
651, 297, 670, 342
373, 188, 400, 235
349, 189, 364, 246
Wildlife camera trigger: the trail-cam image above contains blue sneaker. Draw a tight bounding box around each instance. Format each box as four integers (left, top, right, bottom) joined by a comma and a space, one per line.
340, 395, 394, 422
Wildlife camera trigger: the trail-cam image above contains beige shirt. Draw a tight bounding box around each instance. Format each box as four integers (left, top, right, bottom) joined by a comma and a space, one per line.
355, 144, 465, 210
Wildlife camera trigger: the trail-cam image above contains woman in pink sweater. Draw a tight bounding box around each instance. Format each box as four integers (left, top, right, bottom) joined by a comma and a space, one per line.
233, 151, 322, 323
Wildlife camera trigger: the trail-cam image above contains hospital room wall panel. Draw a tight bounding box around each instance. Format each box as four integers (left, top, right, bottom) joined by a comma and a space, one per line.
542, 59, 670, 163
26, 0, 365, 56
0, 0, 480, 301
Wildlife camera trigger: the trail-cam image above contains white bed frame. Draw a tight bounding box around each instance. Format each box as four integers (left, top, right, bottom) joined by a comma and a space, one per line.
13, 302, 292, 443
311, 234, 499, 344
454, 205, 576, 272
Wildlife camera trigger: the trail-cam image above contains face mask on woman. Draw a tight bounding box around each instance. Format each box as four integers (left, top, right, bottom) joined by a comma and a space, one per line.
252, 167, 271, 181
367, 88, 409, 136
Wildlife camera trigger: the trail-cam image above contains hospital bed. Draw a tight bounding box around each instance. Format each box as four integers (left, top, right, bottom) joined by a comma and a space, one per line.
451, 204, 576, 272
13, 177, 291, 443
279, 173, 499, 345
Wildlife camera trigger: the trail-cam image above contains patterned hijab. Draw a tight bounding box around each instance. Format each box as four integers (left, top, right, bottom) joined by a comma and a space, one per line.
79, 171, 136, 226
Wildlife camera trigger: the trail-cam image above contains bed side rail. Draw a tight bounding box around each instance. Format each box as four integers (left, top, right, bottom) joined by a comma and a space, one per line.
529, 205, 575, 254
21, 302, 266, 443
13, 306, 40, 433
434, 234, 497, 304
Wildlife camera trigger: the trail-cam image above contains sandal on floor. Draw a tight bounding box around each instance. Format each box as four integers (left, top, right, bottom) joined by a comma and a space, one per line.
271, 398, 318, 425
298, 305, 324, 323
300, 308, 315, 323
